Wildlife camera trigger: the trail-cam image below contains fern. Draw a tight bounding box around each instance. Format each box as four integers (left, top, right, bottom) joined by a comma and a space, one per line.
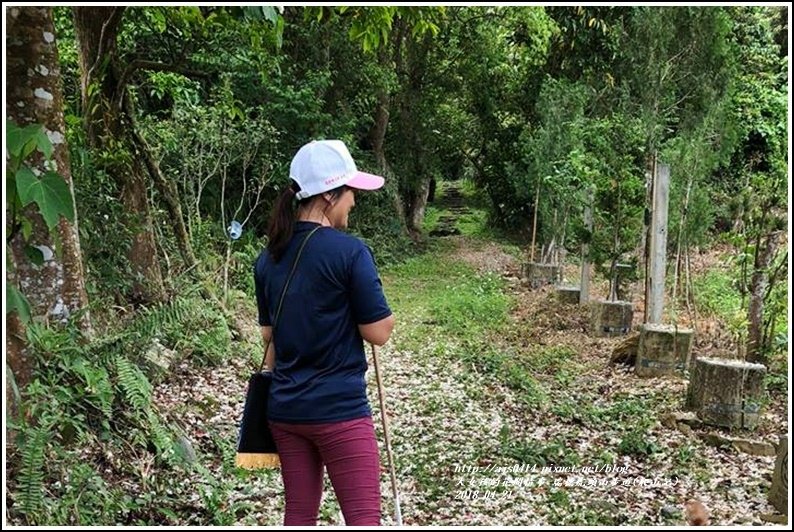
18, 426, 48, 522
114, 355, 152, 411
72, 358, 115, 421
133, 298, 193, 341
127, 426, 149, 449
90, 366, 115, 421
147, 410, 175, 463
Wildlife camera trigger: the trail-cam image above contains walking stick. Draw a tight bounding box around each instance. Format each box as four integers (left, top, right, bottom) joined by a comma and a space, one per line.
371, 343, 403, 526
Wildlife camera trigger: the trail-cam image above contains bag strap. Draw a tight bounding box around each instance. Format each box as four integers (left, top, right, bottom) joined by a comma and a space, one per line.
258, 225, 321, 372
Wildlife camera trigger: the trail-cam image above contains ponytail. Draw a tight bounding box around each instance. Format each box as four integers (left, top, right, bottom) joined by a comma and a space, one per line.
266, 182, 349, 262
266, 181, 300, 263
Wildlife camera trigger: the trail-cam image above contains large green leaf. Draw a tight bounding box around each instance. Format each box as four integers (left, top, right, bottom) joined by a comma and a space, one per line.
34, 128, 53, 159
274, 15, 284, 49
6, 121, 42, 160
14, 165, 36, 200
6, 281, 31, 324
15, 168, 75, 229
260, 6, 278, 24
7, 120, 54, 160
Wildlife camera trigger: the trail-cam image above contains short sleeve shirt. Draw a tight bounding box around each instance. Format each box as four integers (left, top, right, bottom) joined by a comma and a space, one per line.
253, 221, 392, 423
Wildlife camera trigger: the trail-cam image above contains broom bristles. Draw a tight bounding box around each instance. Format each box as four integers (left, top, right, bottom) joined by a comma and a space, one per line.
235, 452, 281, 469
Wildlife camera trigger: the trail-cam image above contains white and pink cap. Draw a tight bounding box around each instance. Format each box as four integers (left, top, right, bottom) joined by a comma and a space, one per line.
289, 139, 385, 200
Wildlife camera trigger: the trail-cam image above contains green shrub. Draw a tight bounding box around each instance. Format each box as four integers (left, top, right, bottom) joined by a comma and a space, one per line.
692, 266, 743, 325
618, 426, 661, 458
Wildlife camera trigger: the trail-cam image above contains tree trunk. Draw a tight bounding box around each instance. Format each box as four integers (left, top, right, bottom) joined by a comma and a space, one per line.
6, 6, 94, 387
73, 7, 165, 304
398, 31, 433, 236
427, 178, 437, 203
368, 39, 409, 232
6, 6, 95, 444
405, 178, 431, 234
5, 311, 28, 441
746, 230, 781, 364
530, 181, 540, 262
369, 61, 391, 174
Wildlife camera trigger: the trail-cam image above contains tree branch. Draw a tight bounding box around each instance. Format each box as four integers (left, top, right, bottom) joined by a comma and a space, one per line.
763, 247, 787, 302
85, 7, 125, 84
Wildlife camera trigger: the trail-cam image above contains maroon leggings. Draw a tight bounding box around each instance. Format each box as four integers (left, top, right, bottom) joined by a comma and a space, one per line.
269, 416, 381, 526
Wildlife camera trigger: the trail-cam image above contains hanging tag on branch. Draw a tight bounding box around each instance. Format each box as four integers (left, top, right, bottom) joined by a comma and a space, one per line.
228, 220, 243, 240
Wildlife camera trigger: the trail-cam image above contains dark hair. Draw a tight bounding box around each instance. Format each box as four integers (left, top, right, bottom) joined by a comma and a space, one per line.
266, 182, 350, 263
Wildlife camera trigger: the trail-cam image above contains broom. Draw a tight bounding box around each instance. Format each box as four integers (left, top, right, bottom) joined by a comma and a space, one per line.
371, 342, 403, 526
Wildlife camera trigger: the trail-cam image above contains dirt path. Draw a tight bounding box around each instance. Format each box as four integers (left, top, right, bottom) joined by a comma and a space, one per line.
151, 233, 786, 526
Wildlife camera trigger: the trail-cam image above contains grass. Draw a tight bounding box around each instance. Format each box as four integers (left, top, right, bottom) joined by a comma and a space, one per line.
426, 179, 516, 242
382, 243, 549, 409
498, 428, 582, 468
428, 271, 508, 335
617, 426, 661, 458
422, 205, 443, 234
456, 209, 491, 238
691, 267, 744, 328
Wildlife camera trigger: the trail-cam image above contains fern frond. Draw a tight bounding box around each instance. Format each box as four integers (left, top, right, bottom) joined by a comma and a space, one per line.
134, 299, 193, 341
147, 410, 175, 464
18, 426, 48, 521
114, 355, 152, 411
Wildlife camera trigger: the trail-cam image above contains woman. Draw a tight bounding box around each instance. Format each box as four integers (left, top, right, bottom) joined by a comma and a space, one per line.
253, 139, 395, 526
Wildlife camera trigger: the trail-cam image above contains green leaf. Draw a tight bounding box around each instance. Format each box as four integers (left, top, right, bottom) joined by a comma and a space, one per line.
15, 165, 36, 201
21, 137, 38, 160
64, 114, 81, 128
34, 129, 53, 159
261, 6, 278, 24
6, 282, 31, 324
275, 16, 284, 49
24, 246, 45, 266
16, 169, 75, 229
151, 9, 167, 33
6, 171, 19, 206
21, 219, 33, 240
7, 121, 43, 160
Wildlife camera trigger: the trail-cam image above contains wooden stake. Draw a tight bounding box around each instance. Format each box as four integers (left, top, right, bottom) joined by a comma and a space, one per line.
371, 343, 403, 526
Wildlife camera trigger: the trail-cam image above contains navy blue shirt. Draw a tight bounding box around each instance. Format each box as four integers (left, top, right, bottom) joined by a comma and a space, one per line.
253, 221, 392, 423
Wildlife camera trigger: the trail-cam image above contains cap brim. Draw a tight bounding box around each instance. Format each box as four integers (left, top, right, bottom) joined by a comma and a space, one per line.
346, 171, 385, 191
